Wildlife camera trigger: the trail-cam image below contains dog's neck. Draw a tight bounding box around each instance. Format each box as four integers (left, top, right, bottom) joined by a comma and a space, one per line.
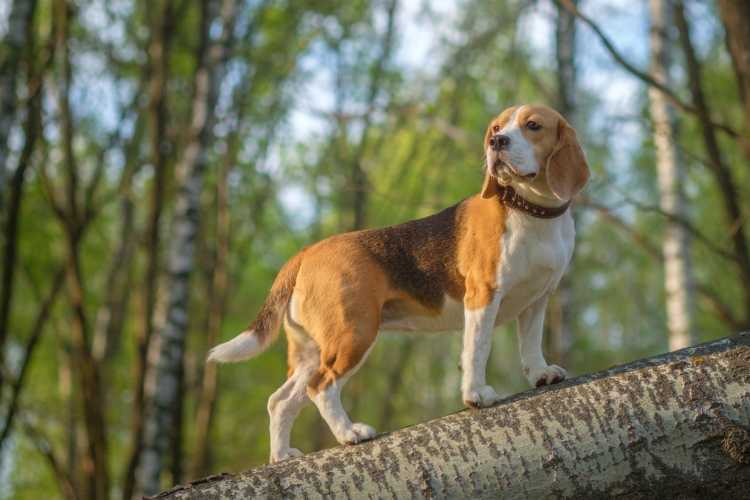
507, 171, 567, 208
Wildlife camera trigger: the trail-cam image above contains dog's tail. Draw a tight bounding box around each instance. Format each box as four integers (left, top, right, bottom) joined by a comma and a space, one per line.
207, 250, 305, 364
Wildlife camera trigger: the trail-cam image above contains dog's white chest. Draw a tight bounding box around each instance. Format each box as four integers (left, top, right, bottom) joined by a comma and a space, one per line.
494, 210, 574, 325
377, 210, 575, 334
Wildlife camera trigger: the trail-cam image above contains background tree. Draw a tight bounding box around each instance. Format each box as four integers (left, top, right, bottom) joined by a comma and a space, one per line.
0, 0, 748, 498
648, 0, 697, 351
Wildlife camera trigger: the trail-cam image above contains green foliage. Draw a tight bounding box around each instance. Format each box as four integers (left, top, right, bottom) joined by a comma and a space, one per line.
0, 0, 748, 498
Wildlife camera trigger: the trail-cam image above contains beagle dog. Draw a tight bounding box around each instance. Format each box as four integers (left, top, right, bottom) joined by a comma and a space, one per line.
209, 104, 590, 463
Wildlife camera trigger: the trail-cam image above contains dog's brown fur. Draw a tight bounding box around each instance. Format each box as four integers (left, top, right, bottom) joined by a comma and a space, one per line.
209, 104, 591, 462
235, 105, 587, 398
275, 192, 508, 396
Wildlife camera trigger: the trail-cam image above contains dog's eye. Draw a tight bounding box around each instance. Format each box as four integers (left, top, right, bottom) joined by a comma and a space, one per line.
493, 126, 500, 132
527, 121, 541, 130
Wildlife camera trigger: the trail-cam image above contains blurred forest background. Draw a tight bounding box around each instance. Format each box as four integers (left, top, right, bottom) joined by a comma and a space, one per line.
0, 0, 749, 497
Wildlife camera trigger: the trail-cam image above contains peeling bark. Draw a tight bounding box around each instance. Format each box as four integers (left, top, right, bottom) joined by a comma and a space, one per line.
153, 332, 750, 499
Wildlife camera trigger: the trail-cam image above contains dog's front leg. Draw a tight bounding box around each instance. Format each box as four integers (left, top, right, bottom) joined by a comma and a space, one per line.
461, 289, 502, 408
517, 295, 566, 387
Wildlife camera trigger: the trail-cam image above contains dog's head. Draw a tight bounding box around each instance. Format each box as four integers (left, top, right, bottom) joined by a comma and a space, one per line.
481, 104, 590, 202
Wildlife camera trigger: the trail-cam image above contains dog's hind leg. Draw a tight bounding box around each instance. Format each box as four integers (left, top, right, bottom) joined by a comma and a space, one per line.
267, 312, 319, 463
306, 309, 379, 446
294, 249, 386, 446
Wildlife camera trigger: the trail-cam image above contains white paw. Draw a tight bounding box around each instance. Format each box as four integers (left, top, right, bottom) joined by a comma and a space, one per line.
338, 422, 376, 445
526, 365, 566, 388
270, 448, 304, 463
463, 384, 501, 408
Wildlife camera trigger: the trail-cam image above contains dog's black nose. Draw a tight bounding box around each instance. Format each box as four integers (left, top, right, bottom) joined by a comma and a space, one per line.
489, 134, 509, 151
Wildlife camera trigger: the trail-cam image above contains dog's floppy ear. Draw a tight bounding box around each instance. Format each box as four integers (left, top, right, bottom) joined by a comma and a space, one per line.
481, 170, 498, 199
546, 120, 590, 201
481, 122, 498, 199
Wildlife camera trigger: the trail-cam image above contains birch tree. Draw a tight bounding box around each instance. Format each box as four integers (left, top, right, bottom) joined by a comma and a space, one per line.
555, 0, 750, 332
123, 1, 180, 497
648, 0, 696, 351
150, 331, 750, 499
138, 0, 238, 494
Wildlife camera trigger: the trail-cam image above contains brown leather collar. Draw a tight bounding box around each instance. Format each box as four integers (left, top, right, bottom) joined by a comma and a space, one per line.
496, 184, 570, 219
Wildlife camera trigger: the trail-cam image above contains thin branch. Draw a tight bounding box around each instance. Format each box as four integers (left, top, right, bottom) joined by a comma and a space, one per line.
0, 78, 42, 372
82, 52, 146, 225
594, 207, 744, 331
724, 203, 750, 248
674, 0, 750, 320
0, 267, 65, 459
37, 155, 66, 222
695, 283, 745, 332
552, 0, 739, 138
580, 176, 743, 266
18, 416, 79, 500
597, 209, 662, 260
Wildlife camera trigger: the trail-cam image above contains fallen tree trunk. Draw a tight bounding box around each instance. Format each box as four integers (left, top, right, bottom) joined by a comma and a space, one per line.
154, 333, 750, 499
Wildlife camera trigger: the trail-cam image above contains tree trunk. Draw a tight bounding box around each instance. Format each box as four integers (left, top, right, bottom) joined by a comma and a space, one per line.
685, 1, 750, 325
555, 0, 576, 120
191, 135, 231, 480
137, 0, 237, 494
648, 0, 696, 351
0, 79, 40, 384
549, 0, 578, 370
150, 331, 750, 499
122, 3, 179, 497
92, 112, 146, 362
708, 0, 750, 165
0, 267, 64, 464
347, 0, 398, 232
54, 1, 109, 497
716, 0, 750, 131
0, 0, 37, 211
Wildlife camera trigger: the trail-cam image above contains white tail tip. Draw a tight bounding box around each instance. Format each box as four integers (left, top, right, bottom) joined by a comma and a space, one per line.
207, 332, 265, 363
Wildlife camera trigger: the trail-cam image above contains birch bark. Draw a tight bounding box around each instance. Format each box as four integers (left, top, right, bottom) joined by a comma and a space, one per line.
123, 2, 178, 496
151, 331, 750, 500
648, 0, 696, 351
191, 133, 231, 480
137, 0, 237, 494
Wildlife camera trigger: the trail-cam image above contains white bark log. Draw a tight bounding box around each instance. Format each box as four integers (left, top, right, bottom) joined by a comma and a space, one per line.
151, 331, 750, 499
648, 0, 697, 351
